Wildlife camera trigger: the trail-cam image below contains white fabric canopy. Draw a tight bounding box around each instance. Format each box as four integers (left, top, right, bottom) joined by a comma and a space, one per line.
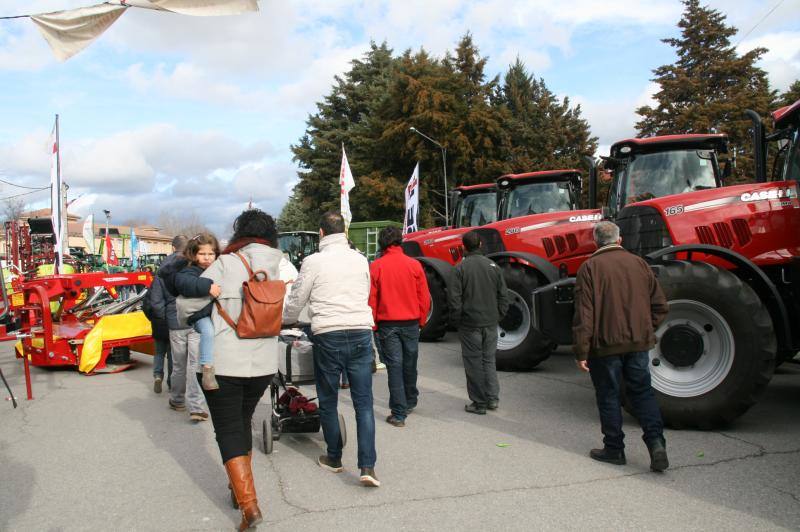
31, 5, 126, 62
29, 0, 259, 61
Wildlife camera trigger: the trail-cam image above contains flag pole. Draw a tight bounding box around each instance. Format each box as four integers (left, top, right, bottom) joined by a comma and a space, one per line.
55, 114, 60, 274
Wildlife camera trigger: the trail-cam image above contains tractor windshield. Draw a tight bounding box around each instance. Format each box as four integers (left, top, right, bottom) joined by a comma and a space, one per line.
617, 149, 719, 206
454, 191, 497, 228
783, 129, 800, 182
504, 181, 576, 219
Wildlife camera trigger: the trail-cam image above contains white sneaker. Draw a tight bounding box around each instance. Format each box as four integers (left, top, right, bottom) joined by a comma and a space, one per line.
375, 362, 386, 370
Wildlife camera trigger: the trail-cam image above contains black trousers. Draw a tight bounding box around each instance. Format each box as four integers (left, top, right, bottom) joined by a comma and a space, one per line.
198, 373, 273, 463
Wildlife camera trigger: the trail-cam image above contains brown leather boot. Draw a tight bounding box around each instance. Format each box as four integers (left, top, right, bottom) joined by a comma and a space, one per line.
228, 451, 253, 510
225, 454, 262, 531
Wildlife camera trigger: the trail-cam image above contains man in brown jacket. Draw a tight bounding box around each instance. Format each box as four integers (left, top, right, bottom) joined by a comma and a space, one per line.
573, 221, 670, 472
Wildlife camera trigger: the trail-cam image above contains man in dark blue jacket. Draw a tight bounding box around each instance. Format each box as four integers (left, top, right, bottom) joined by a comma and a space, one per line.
145, 274, 172, 393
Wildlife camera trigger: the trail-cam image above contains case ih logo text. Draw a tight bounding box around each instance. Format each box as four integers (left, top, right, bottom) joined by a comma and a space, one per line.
569, 214, 602, 223
740, 188, 794, 202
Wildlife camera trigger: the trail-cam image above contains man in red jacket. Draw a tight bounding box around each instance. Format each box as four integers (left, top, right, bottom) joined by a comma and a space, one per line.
369, 226, 431, 427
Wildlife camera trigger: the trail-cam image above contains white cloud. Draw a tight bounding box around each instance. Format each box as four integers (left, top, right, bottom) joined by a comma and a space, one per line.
0, 123, 289, 233
738, 31, 800, 92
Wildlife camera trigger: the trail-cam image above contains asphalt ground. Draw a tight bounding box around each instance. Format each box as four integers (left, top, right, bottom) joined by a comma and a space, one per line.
1, 337, 799, 531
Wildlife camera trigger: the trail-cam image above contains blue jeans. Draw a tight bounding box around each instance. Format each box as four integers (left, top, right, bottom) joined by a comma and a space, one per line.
588, 351, 664, 450
153, 337, 172, 385
193, 317, 214, 367
313, 329, 376, 469
376, 324, 420, 420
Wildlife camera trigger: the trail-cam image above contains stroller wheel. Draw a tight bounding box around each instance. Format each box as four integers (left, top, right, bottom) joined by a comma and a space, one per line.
338, 413, 347, 448
262, 419, 274, 454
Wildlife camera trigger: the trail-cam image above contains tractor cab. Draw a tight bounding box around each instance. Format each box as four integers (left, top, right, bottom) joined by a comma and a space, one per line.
450, 183, 498, 228
496, 170, 581, 218
604, 134, 726, 218
277, 231, 319, 270
770, 99, 800, 183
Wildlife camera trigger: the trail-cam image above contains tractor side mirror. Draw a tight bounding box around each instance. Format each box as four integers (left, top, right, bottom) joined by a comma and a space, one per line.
722, 159, 732, 181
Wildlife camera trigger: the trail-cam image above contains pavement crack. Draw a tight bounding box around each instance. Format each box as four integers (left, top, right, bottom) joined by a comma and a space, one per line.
264, 446, 800, 525
771, 486, 800, 504
713, 431, 767, 452
265, 453, 312, 515
530, 372, 594, 390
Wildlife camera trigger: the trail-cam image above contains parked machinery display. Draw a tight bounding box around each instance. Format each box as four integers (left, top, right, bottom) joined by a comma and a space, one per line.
403, 169, 599, 370
534, 102, 800, 428
403, 182, 497, 340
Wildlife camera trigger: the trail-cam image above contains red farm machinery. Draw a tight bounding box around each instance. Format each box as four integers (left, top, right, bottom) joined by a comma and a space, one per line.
1, 218, 155, 399
531, 101, 800, 428
403, 167, 600, 370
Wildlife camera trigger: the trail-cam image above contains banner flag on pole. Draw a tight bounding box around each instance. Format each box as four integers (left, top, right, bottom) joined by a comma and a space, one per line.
49, 116, 64, 272
130, 228, 139, 270
403, 163, 420, 234
339, 144, 356, 229
105, 233, 118, 266
83, 214, 96, 254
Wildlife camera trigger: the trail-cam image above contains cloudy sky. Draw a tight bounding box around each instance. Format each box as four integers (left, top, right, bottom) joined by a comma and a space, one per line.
0, 0, 798, 236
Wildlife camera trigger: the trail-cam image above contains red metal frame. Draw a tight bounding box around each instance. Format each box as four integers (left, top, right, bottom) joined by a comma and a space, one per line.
9, 271, 153, 399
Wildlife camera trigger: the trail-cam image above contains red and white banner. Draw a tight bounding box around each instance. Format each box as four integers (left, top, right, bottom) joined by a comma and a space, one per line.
105, 234, 118, 266
49, 116, 65, 271
340, 145, 356, 228
403, 163, 420, 234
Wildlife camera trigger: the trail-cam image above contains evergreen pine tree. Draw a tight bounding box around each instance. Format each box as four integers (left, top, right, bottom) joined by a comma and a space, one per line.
635, 0, 775, 183
779, 80, 800, 107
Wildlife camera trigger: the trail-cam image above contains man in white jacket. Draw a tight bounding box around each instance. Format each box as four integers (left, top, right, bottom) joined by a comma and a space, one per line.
283, 211, 379, 487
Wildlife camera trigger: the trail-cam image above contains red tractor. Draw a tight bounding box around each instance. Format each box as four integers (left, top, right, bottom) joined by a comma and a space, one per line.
403, 168, 598, 365
403, 182, 497, 340
534, 101, 800, 428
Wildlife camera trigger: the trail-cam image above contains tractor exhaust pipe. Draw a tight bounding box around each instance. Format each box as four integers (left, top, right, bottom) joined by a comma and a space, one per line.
745, 109, 767, 183
584, 155, 597, 209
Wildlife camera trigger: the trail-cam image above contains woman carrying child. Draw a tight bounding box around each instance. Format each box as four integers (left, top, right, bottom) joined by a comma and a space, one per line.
174, 234, 223, 391
177, 209, 292, 531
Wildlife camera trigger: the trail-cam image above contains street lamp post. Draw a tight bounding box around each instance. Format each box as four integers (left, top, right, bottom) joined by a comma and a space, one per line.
103, 209, 111, 272
409, 127, 449, 227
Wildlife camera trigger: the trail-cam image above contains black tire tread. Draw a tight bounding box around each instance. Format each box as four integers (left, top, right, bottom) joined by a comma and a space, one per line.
419, 267, 448, 341
652, 260, 775, 429
496, 263, 554, 371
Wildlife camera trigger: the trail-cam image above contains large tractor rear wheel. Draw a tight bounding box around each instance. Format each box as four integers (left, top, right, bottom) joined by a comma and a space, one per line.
419, 267, 448, 341
496, 264, 555, 371
639, 260, 776, 429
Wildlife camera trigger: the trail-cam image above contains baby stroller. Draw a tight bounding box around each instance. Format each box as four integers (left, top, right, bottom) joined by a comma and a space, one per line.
261, 331, 347, 454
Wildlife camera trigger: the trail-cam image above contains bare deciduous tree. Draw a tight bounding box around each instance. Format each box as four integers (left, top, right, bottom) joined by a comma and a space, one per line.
3, 197, 26, 223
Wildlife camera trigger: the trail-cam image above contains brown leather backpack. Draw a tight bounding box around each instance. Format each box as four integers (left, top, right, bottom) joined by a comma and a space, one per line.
215, 252, 286, 338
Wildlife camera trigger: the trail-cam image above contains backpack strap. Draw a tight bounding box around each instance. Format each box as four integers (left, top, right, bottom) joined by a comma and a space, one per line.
234, 252, 255, 278
215, 300, 238, 331
234, 251, 269, 281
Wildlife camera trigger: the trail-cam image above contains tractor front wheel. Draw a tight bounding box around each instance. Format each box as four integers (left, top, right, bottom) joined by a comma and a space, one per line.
419, 267, 448, 341
496, 264, 555, 371
641, 260, 776, 429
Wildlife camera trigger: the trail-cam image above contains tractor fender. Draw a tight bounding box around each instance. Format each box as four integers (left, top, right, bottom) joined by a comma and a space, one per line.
414, 257, 456, 288
487, 251, 559, 285
646, 244, 792, 351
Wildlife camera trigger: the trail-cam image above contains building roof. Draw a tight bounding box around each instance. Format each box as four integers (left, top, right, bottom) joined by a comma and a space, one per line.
22, 209, 173, 242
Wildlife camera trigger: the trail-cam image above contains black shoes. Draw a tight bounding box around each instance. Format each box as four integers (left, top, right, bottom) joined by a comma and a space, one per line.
360, 467, 380, 487
647, 439, 670, 472
589, 447, 627, 465
487, 400, 499, 410
386, 415, 405, 427
317, 455, 343, 473
464, 402, 487, 415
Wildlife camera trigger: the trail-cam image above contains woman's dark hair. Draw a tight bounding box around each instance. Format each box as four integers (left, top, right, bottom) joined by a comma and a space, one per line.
378, 226, 403, 251
184, 233, 220, 264
231, 209, 278, 246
